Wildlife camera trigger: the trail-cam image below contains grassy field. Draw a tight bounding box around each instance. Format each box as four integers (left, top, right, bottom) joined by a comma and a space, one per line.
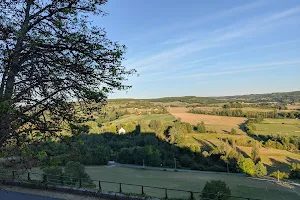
254, 118, 300, 136
237, 146, 300, 172
168, 107, 246, 134
83, 165, 300, 200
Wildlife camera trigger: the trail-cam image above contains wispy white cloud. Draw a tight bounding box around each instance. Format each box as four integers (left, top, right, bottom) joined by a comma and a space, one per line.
140, 60, 300, 82
128, 6, 300, 74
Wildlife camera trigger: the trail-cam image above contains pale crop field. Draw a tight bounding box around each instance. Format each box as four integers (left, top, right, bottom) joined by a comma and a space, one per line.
167, 107, 247, 134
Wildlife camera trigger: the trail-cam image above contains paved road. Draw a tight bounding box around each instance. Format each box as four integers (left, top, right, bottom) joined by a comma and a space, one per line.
0, 190, 62, 200
107, 161, 246, 176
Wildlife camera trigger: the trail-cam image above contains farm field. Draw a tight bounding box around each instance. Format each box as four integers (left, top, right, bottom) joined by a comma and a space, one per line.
237, 146, 300, 172
168, 107, 247, 134
84, 165, 300, 200
254, 118, 300, 136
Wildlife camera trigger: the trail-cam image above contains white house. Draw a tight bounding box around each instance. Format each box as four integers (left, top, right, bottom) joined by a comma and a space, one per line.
118, 127, 126, 134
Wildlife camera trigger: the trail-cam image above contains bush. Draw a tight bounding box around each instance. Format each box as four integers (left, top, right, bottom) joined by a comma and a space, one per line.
201, 180, 231, 200
64, 161, 95, 188
289, 163, 300, 179
42, 166, 63, 184
269, 170, 289, 179
230, 128, 237, 135
254, 162, 267, 177
238, 157, 255, 176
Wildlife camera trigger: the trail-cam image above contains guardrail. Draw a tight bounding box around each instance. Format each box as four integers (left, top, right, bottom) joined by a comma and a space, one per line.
0, 170, 261, 200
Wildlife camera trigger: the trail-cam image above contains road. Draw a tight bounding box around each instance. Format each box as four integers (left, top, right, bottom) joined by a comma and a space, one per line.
0, 190, 61, 200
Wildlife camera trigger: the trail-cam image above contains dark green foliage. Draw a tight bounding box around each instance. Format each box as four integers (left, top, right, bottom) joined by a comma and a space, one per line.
201, 180, 231, 200
42, 166, 63, 184
64, 161, 95, 188
289, 163, 300, 179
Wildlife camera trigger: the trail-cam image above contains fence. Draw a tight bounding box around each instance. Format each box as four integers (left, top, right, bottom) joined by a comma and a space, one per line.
0, 170, 261, 200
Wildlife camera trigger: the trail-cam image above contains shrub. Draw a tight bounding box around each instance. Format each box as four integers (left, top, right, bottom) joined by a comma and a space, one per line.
289, 163, 300, 179
254, 162, 267, 177
230, 128, 237, 135
269, 170, 289, 179
64, 161, 95, 188
42, 166, 63, 184
238, 157, 255, 176
201, 180, 231, 200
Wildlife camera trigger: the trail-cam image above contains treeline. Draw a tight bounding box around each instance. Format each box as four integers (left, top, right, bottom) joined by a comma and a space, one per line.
148, 96, 223, 104
188, 108, 300, 119
245, 120, 300, 153
215, 91, 300, 104
222, 102, 288, 110
37, 133, 233, 172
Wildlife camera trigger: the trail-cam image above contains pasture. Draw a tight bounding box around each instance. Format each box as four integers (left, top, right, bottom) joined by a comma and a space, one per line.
84, 165, 300, 200
167, 107, 247, 134
254, 118, 300, 136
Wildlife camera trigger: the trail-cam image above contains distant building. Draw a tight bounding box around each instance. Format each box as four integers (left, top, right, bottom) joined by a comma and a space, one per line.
118, 127, 126, 134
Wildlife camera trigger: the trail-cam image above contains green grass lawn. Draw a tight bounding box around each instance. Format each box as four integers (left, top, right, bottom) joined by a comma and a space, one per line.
84, 166, 300, 200
254, 118, 300, 136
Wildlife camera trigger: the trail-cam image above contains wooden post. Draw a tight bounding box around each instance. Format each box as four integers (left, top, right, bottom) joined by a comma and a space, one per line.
190, 192, 194, 200
98, 181, 102, 191
165, 189, 168, 199
142, 186, 144, 195
12, 171, 15, 179
60, 176, 64, 186
277, 170, 280, 182
119, 183, 122, 193
27, 172, 30, 181
79, 178, 82, 187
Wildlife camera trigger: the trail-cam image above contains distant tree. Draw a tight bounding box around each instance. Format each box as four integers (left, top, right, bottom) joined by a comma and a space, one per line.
149, 120, 162, 132
230, 128, 237, 135
290, 113, 296, 119
201, 180, 231, 200
251, 143, 261, 164
180, 154, 194, 167
168, 126, 184, 145
196, 121, 206, 133
238, 157, 255, 176
254, 162, 267, 177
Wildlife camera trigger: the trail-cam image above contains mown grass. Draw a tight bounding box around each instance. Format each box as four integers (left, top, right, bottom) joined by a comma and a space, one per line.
254, 118, 300, 136
84, 165, 300, 200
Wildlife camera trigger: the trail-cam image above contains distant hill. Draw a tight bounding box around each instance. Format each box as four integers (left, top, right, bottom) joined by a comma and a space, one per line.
215, 91, 300, 103
109, 91, 300, 104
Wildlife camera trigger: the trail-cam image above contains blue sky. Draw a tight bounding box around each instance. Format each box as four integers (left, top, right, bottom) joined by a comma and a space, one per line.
92, 0, 300, 98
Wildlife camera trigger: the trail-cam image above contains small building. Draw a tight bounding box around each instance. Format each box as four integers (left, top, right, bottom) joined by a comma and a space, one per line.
118, 127, 126, 134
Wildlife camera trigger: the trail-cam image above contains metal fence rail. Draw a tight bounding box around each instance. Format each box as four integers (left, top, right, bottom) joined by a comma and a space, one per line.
0, 170, 261, 200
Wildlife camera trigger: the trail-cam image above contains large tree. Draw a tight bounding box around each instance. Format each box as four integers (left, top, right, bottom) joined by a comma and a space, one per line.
0, 1, 134, 155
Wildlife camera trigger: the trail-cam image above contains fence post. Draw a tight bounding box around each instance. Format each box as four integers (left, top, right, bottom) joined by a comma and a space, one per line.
98, 181, 102, 191
27, 172, 30, 181
141, 186, 144, 195
12, 171, 15, 180
79, 178, 82, 187
119, 183, 122, 193
60, 176, 64, 186
43, 174, 47, 184
190, 191, 194, 200
165, 189, 168, 199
